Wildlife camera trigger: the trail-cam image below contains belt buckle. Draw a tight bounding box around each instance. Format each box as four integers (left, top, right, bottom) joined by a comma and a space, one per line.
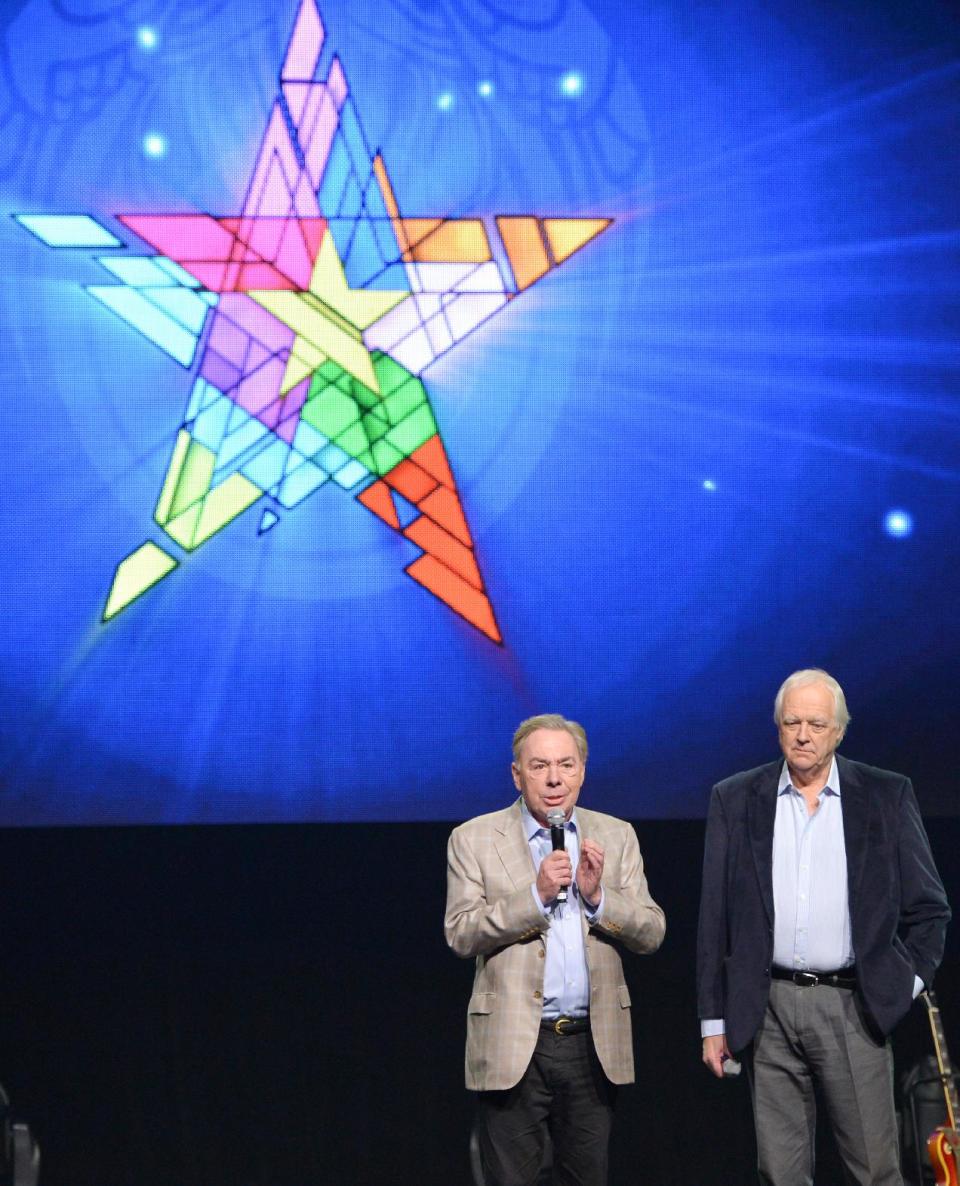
554, 1017, 571, 1035
794, 971, 819, 987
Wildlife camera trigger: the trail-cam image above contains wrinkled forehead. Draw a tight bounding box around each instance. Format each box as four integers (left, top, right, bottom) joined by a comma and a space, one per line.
517, 727, 582, 764
781, 681, 837, 721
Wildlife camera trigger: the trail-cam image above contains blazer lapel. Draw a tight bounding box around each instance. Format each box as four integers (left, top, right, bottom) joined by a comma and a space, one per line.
747, 764, 779, 927
837, 755, 870, 903
494, 800, 537, 888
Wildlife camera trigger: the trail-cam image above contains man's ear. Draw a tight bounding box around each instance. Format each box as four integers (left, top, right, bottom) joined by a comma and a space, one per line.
511, 763, 521, 790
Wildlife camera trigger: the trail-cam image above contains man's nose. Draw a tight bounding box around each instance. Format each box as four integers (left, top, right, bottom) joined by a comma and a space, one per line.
796, 722, 811, 741
546, 765, 563, 784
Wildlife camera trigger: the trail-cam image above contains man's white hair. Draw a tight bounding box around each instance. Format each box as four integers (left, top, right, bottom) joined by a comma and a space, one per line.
773, 668, 851, 733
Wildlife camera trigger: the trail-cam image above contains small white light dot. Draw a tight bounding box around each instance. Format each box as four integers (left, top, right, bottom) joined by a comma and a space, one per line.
478, 80, 494, 98
143, 133, 167, 158
437, 91, 455, 112
702, 479, 717, 492
559, 71, 584, 98
883, 509, 913, 539
136, 26, 159, 50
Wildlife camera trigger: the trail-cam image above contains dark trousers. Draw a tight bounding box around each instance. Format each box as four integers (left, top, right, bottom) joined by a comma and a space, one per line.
476, 1027, 616, 1186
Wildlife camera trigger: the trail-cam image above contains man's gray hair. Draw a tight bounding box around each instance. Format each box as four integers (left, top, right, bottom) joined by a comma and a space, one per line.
773, 668, 851, 732
512, 714, 588, 764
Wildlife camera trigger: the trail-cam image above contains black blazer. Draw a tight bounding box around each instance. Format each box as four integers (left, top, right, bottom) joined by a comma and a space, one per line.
696, 754, 950, 1054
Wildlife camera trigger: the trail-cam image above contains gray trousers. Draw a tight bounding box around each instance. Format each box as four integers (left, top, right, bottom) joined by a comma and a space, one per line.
749, 979, 902, 1186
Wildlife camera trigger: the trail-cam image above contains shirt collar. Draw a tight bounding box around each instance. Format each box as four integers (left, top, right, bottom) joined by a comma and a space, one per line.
778, 754, 841, 798
520, 799, 579, 839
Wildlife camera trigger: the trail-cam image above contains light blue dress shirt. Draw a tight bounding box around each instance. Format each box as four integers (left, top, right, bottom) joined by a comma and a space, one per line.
521, 802, 603, 1020
773, 756, 854, 972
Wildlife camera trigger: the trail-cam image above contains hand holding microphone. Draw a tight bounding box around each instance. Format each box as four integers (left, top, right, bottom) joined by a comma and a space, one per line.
535, 809, 572, 905
546, 808, 569, 903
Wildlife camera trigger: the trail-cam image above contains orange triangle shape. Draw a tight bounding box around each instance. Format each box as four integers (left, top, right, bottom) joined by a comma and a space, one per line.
419, 486, 472, 547
406, 555, 502, 644
410, 435, 455, 489
357, 480, 400, 530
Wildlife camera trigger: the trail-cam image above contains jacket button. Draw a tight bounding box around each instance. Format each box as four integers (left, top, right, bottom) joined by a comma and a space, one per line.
533, 990, 542, 1000
538, 949, 545, 959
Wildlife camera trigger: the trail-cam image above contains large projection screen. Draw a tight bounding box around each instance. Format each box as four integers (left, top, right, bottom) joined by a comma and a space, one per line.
2, 0, 958, 824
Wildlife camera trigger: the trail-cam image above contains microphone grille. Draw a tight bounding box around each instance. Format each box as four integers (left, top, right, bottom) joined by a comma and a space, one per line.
546, 809, 565, 828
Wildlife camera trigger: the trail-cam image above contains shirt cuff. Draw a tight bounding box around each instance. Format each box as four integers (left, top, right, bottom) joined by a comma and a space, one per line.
582, 887, 604, 920
701, 1019, 725, 1038
530, 883, 550, 917
912, 974, 924, 999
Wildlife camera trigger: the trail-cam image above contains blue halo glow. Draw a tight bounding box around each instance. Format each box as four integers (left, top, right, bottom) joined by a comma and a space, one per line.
559, 71, 584, 97
883, 509, 914, 538
437, 91, 454, 111
142, 133, 167, 158
478, 80, 494, 98
702, 478, 717, 492
136, 26, 159, 51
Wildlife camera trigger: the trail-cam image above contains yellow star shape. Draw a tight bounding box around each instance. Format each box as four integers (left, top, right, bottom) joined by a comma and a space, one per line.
249, 227, 407, 395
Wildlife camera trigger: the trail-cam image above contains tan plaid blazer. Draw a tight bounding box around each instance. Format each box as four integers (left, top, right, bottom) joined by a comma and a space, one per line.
445, 800, 665, 1091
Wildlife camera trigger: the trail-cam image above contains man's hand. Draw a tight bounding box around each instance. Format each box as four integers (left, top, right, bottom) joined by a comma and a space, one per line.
702, 1033, 731, 1078
537, 850, 573, 905
577, 838, 604, 907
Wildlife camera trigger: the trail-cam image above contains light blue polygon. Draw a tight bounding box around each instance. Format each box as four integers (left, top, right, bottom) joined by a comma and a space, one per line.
317, 135, 353, 218
339, 174, 363, 220
144, 287, 210, 335
373, 262, 412, 290
156, 256, 203, 287
329, 216, 357, 269
192, 393, 233, 451
184, 377, 223, 421
371, 214, 402, 267
291, 419, 329, 460
277, 460, 329, 507
87, 285, 198, 366
16, 213, 122, 248
258, 508, 280, 534
343, 218, 386, 289
340, 98, 372, 181
316, 441, 351, 474
332, 459, 369, 490
363, 175, 391, 222
240, 438, 292, 491
218, 412, 272, 471
98, 256, 176, 286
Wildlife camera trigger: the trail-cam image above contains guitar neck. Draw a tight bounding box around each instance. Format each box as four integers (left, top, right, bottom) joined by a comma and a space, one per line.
923, 991, 960, 1130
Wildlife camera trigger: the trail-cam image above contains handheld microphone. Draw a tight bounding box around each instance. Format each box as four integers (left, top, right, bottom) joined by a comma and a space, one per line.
546, 808, 568, 903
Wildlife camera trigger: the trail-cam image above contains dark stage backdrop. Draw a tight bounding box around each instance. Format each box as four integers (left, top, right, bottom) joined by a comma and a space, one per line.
0, 818, 956, 1186
2, 0, 959, 826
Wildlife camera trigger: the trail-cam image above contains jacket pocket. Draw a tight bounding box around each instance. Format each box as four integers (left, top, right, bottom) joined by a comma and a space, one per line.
468, 991, 495, 1015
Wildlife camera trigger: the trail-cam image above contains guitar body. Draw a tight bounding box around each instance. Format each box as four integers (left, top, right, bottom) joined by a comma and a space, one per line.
928, 1126, 960, 1186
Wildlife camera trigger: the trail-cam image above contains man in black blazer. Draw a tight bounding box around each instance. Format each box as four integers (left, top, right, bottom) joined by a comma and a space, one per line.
697, 668, 950, 1185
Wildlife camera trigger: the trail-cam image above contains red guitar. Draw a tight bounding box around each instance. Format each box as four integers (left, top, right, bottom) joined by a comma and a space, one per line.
921, 990, 960, 1186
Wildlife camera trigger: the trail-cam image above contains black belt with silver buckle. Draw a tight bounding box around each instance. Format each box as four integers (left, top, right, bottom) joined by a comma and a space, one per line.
541, 1016, 590, 1035
771, 966, 857, 990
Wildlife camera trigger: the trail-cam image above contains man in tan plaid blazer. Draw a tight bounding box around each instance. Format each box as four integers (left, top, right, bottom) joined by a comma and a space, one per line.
445, 714, 665, 1186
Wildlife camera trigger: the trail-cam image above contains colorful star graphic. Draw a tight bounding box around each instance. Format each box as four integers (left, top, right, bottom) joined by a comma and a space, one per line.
16, 0, 612, 644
